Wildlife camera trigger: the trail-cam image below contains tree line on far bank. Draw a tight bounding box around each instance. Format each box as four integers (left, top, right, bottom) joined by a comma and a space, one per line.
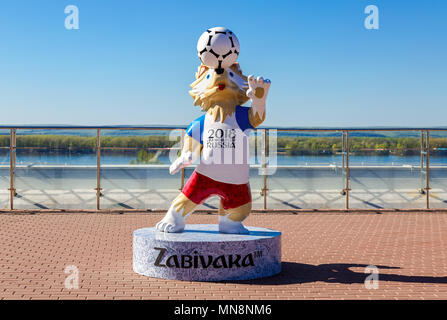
0, 135, 447, 156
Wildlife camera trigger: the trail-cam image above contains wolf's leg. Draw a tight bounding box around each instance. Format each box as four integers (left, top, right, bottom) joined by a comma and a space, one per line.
218, 201, 251, 235
156, 193, 198, 233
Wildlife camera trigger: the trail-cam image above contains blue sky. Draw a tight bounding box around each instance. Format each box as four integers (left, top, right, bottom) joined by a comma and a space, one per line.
0, 0, 446, 127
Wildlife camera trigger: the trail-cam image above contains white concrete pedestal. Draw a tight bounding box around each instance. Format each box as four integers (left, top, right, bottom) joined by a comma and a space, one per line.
133, 224, 281, 281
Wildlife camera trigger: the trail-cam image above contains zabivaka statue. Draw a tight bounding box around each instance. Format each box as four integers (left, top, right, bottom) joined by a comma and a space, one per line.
156, 27, 271, 234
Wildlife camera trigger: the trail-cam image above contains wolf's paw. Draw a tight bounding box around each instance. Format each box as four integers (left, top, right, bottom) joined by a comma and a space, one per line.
156, 209, 185, 233
218, 215, 249, 235
246, 75, 271, 103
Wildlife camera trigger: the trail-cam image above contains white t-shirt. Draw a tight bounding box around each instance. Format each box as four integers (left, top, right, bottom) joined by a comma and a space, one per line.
186, 106, 253, 185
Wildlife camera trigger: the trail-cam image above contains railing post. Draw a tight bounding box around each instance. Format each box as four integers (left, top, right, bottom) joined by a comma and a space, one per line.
263, 129, 268, 210
9, 128, 16, 210
426, 130, 430, 209
420, 131, 424, 171
96, 129, 101, 210
419, 131, 426, 194
342, 131, 345, 170
258, 129, 268, 210
345, 130, 350, 210
341, 131, 347, 196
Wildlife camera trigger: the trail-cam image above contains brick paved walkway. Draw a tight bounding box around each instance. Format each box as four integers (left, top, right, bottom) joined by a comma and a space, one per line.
1, 212, 446, 300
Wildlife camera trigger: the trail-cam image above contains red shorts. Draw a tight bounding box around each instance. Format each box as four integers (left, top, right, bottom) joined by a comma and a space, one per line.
182, 171, 251, 210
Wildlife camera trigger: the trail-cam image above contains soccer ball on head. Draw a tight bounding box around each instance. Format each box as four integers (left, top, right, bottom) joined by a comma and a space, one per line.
197, 27, 240, 71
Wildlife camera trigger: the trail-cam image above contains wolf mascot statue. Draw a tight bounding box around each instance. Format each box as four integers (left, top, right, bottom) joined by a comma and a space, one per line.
156, 27, 271, 234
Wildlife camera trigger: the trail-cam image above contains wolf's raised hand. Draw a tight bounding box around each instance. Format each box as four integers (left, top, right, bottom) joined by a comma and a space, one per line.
246, 75, 271, 117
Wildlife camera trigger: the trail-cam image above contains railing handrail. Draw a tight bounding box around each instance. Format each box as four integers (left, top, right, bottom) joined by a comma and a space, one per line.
0, 125, 447, 131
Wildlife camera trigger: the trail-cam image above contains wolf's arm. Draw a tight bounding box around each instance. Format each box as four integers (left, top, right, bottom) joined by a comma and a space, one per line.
169, 134, 202, 175
246, 75, 271, 128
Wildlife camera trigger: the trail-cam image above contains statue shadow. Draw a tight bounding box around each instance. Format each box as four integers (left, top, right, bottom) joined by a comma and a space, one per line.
224, 262, 447, 285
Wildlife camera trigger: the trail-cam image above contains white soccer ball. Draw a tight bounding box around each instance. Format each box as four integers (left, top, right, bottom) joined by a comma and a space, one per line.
196, 27, 240, 70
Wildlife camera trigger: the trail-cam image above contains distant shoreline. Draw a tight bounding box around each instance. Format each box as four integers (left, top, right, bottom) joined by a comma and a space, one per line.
1, 135, 447, 157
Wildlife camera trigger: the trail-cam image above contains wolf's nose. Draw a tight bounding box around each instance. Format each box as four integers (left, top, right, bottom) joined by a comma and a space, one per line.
215, 68, 224, 74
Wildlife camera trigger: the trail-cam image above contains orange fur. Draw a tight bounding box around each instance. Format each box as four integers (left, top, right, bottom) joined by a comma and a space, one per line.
189, 63, 249, 122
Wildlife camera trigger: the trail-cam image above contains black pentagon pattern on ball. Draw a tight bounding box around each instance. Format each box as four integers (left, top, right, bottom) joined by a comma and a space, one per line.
222, 50, 232, 59
229, 37, 235, 48
208, 49, 220, 59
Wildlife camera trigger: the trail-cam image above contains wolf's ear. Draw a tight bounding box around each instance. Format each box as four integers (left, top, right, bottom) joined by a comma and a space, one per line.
229, 63, 243, 76
196, 65, 209, 80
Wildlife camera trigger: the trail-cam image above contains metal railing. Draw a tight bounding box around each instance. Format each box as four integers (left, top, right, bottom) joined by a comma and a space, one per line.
1, 125, 447, 211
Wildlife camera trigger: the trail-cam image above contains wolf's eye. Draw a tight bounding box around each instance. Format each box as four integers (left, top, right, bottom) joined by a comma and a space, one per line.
229, 72, 234, 77
206, 74, 210, 79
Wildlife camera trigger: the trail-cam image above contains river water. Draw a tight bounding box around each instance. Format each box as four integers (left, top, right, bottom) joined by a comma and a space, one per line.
2, 153, 447, 166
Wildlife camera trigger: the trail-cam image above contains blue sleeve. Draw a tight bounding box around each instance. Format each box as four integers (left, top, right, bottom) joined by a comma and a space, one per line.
235, 105, 254, 132
186, 114, 205, 145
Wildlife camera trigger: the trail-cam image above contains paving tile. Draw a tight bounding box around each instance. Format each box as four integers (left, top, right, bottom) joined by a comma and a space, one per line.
0, 212, 446, 299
